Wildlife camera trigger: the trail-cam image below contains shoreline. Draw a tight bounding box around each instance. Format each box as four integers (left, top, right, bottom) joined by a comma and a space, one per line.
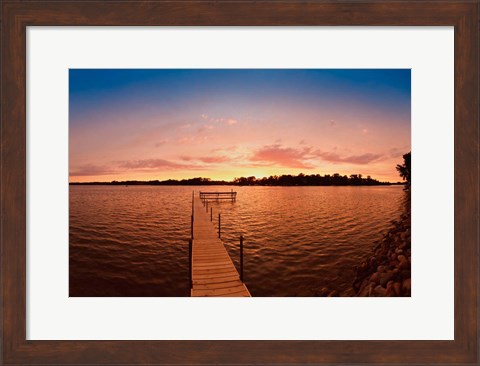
353, 192, 411, 296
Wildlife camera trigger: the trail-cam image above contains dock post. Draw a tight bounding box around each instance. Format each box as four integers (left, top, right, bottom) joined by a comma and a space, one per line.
218, 213, 221, 238
189, 239, 192, 290
240, 235, 244, 282
210, 207, 213, 221
206, 201, 208, 213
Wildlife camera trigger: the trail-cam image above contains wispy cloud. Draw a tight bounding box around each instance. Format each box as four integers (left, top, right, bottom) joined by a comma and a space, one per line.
389, 147, 406, 158
198, 124, 215, 132
250, 144, 315, 169
116, 159, 198, 170
316, 151, 383, 165
181, 155, 230, 164
154, 139, 169, 147
210, 145, 238, 153
249, 143, 385, 169
200, 114, 238, 126
69, 164, 117, 177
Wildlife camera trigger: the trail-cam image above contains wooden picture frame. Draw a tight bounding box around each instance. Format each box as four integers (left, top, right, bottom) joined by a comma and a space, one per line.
1, 1, 478, 364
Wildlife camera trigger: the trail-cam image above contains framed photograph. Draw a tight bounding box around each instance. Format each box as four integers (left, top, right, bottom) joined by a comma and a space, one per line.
1, 1, 478, 365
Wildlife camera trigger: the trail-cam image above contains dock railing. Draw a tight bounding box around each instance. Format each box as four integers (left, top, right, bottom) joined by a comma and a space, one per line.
199, 191, 245, 284
200, 190, 237, 202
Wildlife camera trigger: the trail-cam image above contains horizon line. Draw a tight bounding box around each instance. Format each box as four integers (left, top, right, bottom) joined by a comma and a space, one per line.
69, 175, 404, 185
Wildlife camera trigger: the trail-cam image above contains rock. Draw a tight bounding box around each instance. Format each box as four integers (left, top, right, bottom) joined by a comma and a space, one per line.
353, 204, 411, 297
379, 271, 394, 286
386, 282, 396, 296
393, 282, 402, 296
358, 286, 370, 297
400, 269, 411, 279
374, 285, 387, 296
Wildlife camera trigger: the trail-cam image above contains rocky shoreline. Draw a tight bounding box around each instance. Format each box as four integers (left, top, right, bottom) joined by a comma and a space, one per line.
353, 198, 411, 297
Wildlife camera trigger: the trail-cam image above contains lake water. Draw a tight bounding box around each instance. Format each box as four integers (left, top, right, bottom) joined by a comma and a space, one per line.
69, 185, 407, 297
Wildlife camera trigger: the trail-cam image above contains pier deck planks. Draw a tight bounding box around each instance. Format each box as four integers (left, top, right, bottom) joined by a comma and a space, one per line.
191, 195, 250, 297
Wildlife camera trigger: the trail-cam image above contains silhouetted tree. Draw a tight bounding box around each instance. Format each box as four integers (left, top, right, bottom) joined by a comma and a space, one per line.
396, 152, 411, 186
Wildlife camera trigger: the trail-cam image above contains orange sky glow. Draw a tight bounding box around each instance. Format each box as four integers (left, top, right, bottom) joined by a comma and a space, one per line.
69, 69, 411, 183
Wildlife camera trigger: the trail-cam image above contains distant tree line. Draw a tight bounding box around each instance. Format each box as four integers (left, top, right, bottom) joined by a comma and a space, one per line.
70, 177, 229, 186
70, 173, 403, 186
233, 173, 394, 186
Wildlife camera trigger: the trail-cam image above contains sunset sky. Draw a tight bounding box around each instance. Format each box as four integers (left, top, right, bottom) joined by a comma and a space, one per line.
69, 69, 410, 183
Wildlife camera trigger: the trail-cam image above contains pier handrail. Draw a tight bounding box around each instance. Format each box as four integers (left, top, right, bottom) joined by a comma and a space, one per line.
200, 195, 245, 284
200, 190, 237, 203
190, 193, 250, 296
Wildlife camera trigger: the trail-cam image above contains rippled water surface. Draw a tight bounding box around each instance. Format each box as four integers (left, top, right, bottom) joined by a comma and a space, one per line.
70, 185, 406, 296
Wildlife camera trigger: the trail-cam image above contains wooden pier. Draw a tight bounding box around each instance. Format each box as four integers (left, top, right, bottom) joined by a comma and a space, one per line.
190, 193, 250, 297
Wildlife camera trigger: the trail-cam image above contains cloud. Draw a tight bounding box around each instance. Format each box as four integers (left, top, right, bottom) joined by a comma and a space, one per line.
250, 144, 315, 169
198, 124, 214, 132
177, 137, 195, 144
120, 158, 208, 172
154, 139, 169, 147
201, 115, 238, 126
181, 155, 230, 164
71, 157, 212, 177
249, 143, 385, 168
69, 164, 116, 176
316, 151, 383, 165
211, 145, 237, 153
116, 159, 195, 170
198, 156, 229, 163
389, 147, 407, 158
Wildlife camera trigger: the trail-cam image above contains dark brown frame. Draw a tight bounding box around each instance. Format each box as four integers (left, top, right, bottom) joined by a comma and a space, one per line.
1, 0, 478, 364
